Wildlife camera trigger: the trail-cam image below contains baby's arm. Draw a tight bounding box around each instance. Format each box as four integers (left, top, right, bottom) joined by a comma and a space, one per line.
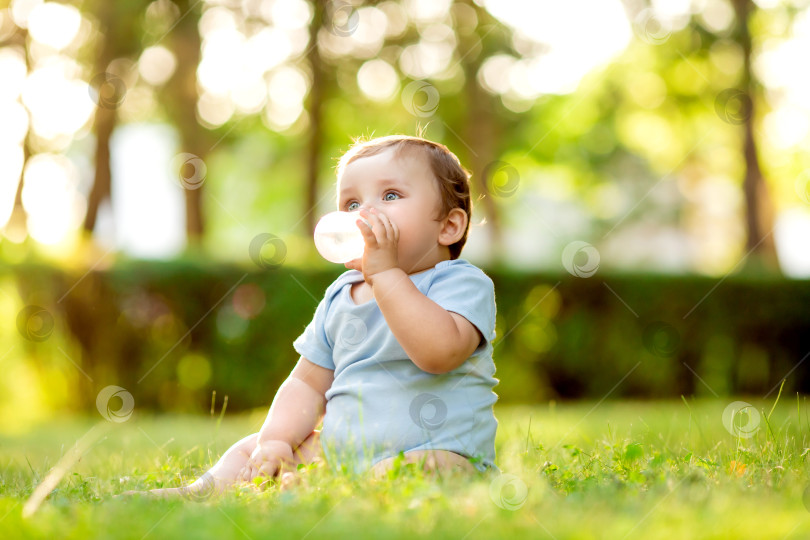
349, 207, 483, 375
237, 356, 333, 481
371, 269, 483, 375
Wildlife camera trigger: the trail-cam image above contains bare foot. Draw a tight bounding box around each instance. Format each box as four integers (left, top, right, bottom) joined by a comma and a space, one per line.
279, 471, 304, 492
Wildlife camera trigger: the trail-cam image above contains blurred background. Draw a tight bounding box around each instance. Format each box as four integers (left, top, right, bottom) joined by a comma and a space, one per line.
1, 0, 809, 429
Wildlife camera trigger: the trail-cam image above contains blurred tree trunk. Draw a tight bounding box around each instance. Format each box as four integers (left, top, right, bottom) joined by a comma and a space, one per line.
731, 0, 781, 274
83, 0, 117, 236
3, 27, 30, 243
4, 142, 29, 243
303, 0, 326, 239
165, 0, 208, 248
460, 0, 504, 265
84, 107, 115, 233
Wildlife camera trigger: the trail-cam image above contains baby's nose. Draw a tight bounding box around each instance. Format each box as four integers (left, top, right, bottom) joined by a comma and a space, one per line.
358, 203, 377, 213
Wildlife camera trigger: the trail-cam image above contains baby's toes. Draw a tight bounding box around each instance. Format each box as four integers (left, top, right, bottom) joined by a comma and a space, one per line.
279, 471, 301, 492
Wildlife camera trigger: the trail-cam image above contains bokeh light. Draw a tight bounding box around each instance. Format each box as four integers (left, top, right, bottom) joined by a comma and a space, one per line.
357, 59, 398, 101
27, 2, 82, 50
138, 45, 177, 86
21, 153, 85, 245
21, 58, 95, 140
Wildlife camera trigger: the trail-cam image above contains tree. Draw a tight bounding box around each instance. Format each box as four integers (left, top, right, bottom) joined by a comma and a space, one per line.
731, 0, 780, 273
303, 0, 327, 241
83, 0, 151, 236
3, 25, 29, 243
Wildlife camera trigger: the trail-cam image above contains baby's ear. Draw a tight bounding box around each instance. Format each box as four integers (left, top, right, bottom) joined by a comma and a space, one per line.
438, 208, 467, 246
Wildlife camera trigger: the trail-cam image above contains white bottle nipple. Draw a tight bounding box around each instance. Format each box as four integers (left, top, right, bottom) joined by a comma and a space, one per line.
313, 211, 368, 263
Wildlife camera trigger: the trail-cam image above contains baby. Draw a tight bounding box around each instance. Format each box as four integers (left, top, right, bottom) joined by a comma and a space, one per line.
137, 134, 500, 497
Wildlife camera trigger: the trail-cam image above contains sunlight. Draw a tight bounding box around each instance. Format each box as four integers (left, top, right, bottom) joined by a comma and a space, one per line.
21, 153, 85, 246
480, 0, 631, 98
231, 74, 267, 114
268, 0, 311, 30
244, 27, 292, 74
763, 104, 810, 149
199, 5, 237, 38
351, 7, 387, 52
197, 91, 235, 127
263, 101, 303, 131
698, 0, 735, 33
138, 45, 176, 86
9, 0, 42, 28
0, 47, 27, 102
774, 208, 810, 277
399, 39, 453, 79
198, 27, 245, 95
318, 6, 387, 59
27, 2, 82, 50
357, 59, 399, 101
754, 8, 810, 150
379, 1, 408, 38
267, 65, 308, 111
197, 9, 299, 118
404, 0, 452, 24
108, 123, 185, 258
21, 57, 95, 140
0, 144, 24, 232
478, 55, 514, 95
0, 101, 28, 145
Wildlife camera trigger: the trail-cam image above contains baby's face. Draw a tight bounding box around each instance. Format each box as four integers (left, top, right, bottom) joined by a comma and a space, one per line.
337, 148, 447, 274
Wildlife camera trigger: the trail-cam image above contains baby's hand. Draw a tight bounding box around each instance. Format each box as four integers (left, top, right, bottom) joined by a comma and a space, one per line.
236, 440, 294, 484
345, 207, 399, 285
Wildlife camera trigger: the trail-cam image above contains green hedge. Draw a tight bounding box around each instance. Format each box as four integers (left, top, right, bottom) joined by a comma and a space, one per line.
5, 261, 809, 413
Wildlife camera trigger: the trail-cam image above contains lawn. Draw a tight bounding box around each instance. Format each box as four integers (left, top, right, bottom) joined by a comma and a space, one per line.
1, 394, 808, 539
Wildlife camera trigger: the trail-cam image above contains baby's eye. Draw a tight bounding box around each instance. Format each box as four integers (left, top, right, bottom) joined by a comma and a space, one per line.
383, 191, 400, 202
346, 201, 359, 211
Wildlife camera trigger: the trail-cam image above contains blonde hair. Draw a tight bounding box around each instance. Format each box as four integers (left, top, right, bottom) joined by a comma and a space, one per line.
335, 134, 472, 260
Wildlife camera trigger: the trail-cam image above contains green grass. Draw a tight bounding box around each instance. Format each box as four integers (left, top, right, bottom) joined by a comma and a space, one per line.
2, 394, 810, 539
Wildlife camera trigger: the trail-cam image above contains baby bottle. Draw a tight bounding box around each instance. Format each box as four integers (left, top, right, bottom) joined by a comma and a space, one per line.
313, 211, 369, 263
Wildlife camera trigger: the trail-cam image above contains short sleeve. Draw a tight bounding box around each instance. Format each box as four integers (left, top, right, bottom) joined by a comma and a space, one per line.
426, 263, 497, 351
292, 283, 337, 371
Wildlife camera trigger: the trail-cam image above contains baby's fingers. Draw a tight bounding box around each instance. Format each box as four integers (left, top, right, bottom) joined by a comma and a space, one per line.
238, 465, 255, 483
369, 208, 397, 245
257, 462, 279, 479
357, 209, 380, 244
344, 258, 362, 272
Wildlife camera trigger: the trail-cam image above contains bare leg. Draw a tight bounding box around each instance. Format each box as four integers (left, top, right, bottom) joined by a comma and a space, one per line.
368, 449, 478, 480
119, 430, 323, 498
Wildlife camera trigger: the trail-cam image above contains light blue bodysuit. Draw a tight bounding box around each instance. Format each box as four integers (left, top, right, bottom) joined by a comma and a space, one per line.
292, 258, 501, 475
